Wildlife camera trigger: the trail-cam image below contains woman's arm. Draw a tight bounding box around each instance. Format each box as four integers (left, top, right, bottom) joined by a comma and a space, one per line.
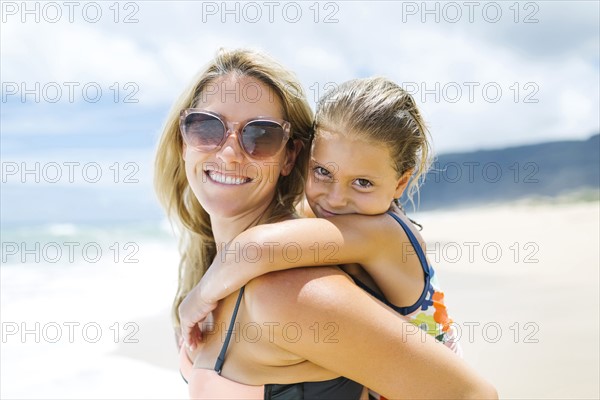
180, 214, 393, 348
245, 267, 498, 400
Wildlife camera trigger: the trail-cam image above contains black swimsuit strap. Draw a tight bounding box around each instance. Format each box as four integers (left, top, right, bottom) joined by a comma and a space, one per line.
214, 286, 245, 375
210, 284, 364, 400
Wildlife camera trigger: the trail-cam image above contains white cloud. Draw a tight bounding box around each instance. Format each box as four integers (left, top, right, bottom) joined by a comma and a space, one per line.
1, 1, 598, 153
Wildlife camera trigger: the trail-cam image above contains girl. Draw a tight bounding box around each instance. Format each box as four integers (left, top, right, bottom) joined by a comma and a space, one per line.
179, 76, 463, 367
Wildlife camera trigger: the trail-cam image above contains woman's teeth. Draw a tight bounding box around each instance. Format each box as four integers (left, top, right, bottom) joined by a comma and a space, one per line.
208, 171, 250, 185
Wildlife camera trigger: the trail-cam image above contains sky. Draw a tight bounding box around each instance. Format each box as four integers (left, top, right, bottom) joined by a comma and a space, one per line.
1, 0, 599, 224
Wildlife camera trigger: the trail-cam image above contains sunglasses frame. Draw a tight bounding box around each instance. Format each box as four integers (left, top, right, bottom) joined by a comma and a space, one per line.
180, 109, 292, 160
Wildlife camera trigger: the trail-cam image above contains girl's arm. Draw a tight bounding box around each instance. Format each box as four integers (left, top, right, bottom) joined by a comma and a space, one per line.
210, 215, 387, 296
245, 267, 498, 399
180, 214, 393, 349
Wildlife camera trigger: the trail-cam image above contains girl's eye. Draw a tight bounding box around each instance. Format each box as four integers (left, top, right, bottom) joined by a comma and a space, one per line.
314, 166, 331, 177
355, 178, 373, 188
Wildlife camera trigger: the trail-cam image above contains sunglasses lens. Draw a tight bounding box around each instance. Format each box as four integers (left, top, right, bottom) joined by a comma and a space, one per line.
183, 113, 224, 150
242, 121, 286, 158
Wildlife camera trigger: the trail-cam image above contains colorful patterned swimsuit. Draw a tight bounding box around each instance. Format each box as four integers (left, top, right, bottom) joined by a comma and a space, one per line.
350, 211, 462, 353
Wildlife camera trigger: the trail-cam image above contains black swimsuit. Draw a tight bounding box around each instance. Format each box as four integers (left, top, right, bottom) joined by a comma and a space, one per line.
214, 286, 364, 400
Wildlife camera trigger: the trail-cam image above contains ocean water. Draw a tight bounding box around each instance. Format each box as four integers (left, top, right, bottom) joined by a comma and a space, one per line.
1, 220, 188, 399
0, 148, 164, 226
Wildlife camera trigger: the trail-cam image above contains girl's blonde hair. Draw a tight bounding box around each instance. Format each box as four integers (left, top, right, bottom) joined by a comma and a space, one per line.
154, 48, 313, 328
314, 77, 432, 208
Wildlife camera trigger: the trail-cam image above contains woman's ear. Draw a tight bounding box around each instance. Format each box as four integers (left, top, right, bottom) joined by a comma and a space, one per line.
394, 169, 414, 199
281, 139, 303, 176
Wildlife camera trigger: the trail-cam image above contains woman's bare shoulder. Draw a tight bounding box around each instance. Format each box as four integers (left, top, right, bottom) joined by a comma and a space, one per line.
241, 267, 498, 399
243, 267, 357, 321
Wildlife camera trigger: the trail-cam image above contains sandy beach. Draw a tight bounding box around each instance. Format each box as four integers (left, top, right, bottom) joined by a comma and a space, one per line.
416, 200, 599, 399
2, 200, 599, 399
122, 200, 600, 399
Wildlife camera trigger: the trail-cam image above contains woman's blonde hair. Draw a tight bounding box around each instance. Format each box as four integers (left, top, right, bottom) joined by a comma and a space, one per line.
154, 48, 313, 328
314, 77, 432, 208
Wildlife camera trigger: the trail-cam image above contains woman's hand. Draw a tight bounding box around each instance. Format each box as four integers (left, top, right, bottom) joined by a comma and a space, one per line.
178, 282, 218, 351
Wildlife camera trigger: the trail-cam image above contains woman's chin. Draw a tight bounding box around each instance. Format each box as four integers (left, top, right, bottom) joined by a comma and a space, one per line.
202, 198, 264, 220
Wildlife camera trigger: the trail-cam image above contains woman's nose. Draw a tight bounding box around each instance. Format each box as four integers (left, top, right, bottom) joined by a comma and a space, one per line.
216, 129, 245, 164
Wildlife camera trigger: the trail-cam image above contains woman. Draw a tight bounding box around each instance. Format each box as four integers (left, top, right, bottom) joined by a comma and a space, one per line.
154, 48, 497, 399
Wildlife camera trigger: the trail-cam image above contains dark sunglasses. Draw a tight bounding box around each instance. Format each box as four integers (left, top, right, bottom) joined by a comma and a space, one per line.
180, 109, 292, 159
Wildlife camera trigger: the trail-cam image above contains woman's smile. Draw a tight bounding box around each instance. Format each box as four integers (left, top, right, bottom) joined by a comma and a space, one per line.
205, 170, 253, 185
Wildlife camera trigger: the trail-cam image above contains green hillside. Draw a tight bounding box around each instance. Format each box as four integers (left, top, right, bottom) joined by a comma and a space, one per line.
409, 134, 600, 210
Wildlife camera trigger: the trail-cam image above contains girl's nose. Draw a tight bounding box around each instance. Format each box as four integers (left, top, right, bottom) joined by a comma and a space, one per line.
325, 184, 348, 209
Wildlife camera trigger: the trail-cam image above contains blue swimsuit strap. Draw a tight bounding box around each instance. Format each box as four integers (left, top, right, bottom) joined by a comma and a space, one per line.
385, 211, 431, 276
214, 286, 245, 375
350, 212, 431, 315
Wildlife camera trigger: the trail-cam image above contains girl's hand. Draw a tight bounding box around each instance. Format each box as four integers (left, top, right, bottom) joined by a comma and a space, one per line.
178, 284, 218, 351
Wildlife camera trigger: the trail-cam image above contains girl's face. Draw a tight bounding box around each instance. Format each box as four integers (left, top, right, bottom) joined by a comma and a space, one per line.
305, 130, 409, 217
183, 75, 298, 219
